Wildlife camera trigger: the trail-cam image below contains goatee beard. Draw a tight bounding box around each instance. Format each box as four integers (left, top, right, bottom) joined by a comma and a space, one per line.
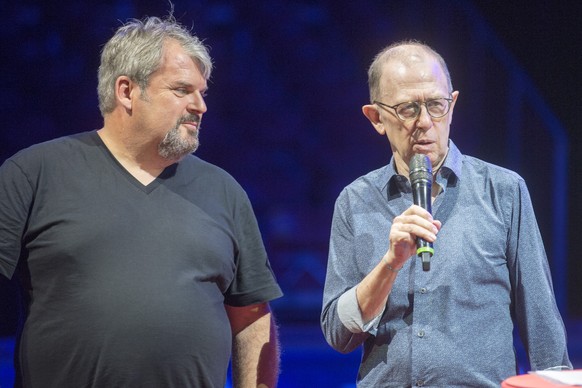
158, 116, 200, 161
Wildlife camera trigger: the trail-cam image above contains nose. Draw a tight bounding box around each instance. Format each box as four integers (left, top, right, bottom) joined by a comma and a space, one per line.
415, 104, 432, 129
187, 92, 207, 114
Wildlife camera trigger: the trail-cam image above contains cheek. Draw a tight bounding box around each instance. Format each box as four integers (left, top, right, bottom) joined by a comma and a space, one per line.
386, 131, 413, 155
435, 120, 451, 139
435, 126, 451, 154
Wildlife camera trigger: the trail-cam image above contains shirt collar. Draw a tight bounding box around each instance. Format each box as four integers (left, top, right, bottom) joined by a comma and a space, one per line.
435, 140, 462, 191
379, 139, 463, 196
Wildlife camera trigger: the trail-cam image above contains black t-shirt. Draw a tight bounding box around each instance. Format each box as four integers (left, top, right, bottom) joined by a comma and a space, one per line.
0, 131, 282, 387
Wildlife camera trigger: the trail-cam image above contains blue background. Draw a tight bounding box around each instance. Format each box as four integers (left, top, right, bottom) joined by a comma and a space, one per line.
1, 0, 581, 386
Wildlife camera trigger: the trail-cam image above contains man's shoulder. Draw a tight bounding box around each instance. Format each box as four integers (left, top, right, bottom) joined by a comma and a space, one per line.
6, 131, 95, 166
177, 154, 245, 191
334, 164, 389, 207
343, 165, 389, 192
461, 154, 524, 184
179, 154, 235, 178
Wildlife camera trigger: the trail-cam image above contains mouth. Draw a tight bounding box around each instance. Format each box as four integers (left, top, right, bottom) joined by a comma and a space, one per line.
180, 120, 200, 135
413, 140, 433, 149
182, 121, 197, 129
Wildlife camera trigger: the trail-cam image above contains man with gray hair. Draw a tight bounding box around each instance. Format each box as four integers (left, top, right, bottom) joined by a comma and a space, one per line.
321, 40, 571, 387
0, 15, 282, 388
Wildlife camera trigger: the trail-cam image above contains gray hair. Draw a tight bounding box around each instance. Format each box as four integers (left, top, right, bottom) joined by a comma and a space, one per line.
97, 15, 212, 116
367, 40, 453, 102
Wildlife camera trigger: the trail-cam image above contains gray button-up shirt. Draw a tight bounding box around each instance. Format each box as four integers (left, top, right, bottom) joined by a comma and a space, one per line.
321, 141, 571, 387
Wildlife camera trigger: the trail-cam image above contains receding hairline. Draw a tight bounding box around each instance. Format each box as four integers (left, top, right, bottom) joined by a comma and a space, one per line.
379, 42, 439, 61
368, 41, 453, 101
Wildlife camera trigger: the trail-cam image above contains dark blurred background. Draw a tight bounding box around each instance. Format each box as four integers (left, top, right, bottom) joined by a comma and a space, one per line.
1, 0, 581, 386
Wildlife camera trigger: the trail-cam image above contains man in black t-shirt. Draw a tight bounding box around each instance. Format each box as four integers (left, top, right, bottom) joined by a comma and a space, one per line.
0, 14, 282, 388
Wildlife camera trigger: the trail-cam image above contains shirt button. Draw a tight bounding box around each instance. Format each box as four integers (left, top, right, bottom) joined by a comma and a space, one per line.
417, 330, 425, 338
416, 379, 425, 386
420, 287, 427, 294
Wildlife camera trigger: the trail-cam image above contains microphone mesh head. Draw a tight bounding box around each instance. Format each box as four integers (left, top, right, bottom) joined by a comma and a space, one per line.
409, 154, 432, 185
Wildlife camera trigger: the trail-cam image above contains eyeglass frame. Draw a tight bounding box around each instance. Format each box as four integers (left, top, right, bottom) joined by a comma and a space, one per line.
373, 95, 454, 121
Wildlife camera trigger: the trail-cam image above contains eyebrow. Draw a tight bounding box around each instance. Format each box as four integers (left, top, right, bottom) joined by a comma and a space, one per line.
399, 95, 450, 103
172, 81, 193, 88
172, 81, 208, 93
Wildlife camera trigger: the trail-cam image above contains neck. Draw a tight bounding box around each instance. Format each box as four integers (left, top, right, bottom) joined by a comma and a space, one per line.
97, 127, 175, 184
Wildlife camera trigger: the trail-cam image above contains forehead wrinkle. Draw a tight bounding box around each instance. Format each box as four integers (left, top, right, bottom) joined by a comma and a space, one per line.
380, 55, 449, 100
156, 42, 207, 91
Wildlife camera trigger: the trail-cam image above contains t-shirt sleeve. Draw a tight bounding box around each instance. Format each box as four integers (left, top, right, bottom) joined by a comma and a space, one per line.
0, 158, 34, 279
223, 192, 282, 307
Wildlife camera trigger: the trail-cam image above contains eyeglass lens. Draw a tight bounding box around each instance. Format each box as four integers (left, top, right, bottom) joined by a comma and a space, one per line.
397, 99, 449, 119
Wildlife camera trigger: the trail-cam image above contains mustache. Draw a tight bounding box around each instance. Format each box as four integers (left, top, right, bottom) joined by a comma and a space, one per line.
178, 114, 201, 126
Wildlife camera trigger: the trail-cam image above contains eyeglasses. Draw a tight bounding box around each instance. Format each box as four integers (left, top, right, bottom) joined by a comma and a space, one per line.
373, 96, 453, 121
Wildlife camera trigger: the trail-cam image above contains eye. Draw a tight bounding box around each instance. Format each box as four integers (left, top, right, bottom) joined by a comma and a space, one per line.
427, 99, 445, 109
397, 102, 419, 118
426, 99, 448, 115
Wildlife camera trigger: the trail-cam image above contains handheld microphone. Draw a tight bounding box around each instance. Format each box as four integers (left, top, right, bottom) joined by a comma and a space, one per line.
409, 153, 433, 271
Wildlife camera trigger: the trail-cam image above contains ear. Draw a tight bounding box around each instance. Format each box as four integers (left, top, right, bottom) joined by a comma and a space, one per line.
115, 76, 135, 111
447, 90, 460, 124
362, 104, 386, 135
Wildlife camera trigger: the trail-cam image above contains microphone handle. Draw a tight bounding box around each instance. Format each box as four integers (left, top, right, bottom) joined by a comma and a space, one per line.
412, 183, 433, 271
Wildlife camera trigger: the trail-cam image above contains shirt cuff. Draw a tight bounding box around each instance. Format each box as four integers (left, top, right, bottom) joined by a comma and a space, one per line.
337, 285, 385, 334
542, 365, 573, 371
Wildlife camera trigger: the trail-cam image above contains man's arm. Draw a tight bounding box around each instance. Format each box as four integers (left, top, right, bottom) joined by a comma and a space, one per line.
508, 179, 571, 369
321, 198, 440, 353
0, 159, 34, 280
226, 302, 279, 388
351, 205, 441, 323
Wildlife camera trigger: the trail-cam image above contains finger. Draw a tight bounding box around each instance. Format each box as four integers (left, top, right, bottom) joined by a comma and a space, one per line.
403, 204, 436, 222
393, 213, 439, 236
390, 215, 438, 242
406, 204, 432, 215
